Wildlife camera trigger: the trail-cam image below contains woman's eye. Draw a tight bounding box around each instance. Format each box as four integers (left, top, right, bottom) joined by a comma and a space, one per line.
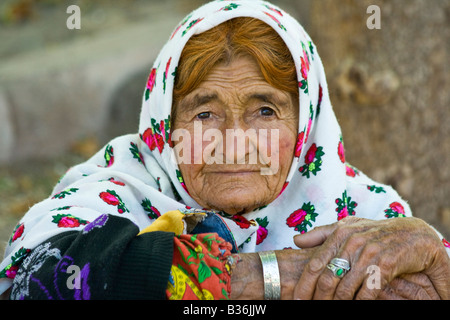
196, 112, 211, 120
260, 107, 275, 117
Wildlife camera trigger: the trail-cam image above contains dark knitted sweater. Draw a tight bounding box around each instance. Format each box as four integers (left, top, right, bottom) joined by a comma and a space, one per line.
9, 215, 174, 300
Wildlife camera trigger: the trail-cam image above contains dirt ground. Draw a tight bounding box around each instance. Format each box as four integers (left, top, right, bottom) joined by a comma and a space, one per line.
0, 151, 92, 255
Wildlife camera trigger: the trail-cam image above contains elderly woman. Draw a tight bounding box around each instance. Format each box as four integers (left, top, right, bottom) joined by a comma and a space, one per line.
1, 0, 449, 300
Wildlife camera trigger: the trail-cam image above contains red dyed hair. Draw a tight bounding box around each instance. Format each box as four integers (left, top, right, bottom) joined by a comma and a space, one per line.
173, 17, 298, 105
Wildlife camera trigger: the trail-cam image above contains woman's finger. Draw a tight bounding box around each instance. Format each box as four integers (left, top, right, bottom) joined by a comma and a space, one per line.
293, 223, 337, 249
294, 217, 367, 249
293, 217, 367, 299
387, 276, 433, 300
398, 274, 440, 300
312, 268, 342, 300
312, 253, 352, 300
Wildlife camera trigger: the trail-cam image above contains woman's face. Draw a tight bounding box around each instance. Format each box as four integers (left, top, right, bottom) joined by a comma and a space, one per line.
172, 55, 298, 214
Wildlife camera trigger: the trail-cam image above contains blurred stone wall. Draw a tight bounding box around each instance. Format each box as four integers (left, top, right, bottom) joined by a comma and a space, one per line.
0, 0, 448, 238
0, 1, 192, 163
301, 0, 450, 237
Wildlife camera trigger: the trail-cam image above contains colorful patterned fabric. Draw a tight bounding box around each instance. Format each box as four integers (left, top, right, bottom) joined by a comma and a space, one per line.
137, 209, 235, 299
167, 234, 234, 300
1, 0, 449, 296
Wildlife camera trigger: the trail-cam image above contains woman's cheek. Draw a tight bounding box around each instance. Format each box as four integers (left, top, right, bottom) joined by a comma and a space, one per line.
259, 125, 296, 175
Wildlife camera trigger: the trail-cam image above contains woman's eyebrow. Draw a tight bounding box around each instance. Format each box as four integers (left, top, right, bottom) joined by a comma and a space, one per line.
250, 93, 274, 103
184, 93, 218, 109
177, 92, 218, 115
249, 93, 287, 106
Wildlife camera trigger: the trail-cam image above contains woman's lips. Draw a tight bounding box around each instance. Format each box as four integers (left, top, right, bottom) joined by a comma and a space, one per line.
205, 168, 261, 175
211, 171, 259, 175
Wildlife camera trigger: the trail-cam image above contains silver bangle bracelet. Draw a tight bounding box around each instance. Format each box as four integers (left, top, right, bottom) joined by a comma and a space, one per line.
258, 250, 281, 300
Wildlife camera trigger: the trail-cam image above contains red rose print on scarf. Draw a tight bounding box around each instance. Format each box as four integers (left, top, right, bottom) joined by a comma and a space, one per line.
163, 57, 172, 94
219, 3, 240, 11
107, 177, 125, 186
286, 202, 318, 234
145, 67, 157, 100
51, 214, 90, 228
264, 4, 283, 16
0, 248, 31, 279
129, 142, 145, 164
442, 238, 450, 249
263, 11, 286, 31
176, 169, 190, 194
294, 131, 305, 158
141, 198, 161, 220
384, 201, 406, 218
141, 128, 164, 153
317, 84, 323, 115
232, 215, 253, 229
9, 223, 24, 245
298, 42, 311, 94
52, 188, 79, 199
181, 18, 204, 37
304, 103, 314, 144
338, 135, 345, 163
305, 144, 318, 164
99, 189, 129, 214
104, 144, 114, 167
367, 185, 386, 194
345, 164, 359, 177
335, 190, 357, 221
141, 117, 171, 153
299, 143, 325, 178
171, 14, 192, 39
255, 217, 269, 245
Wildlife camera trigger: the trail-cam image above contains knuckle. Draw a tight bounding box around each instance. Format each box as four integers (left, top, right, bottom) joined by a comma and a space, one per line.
344, 216, 363, 223
398, 281, 427, 300
317, 274, 335, 292
362, 242, 382, 259
335, 286, 354, 300
413, 287, 431, 300
356, 289, 379, 300
333, 224, 350, 240
338, 216, 364, 226
379, 254, 396, 272
333, 218, 367, 241
346, 234, 367, 251
307, 257, 326, 275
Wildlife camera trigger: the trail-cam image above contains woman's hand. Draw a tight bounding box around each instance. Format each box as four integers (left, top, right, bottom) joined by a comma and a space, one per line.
378, 273, 441, 300
292, 217, 450, 300
229, 243, 442, 300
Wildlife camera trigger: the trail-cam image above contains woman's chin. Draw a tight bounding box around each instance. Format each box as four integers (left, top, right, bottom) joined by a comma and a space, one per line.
203, 192, 270, 215
187, 173, 281, 214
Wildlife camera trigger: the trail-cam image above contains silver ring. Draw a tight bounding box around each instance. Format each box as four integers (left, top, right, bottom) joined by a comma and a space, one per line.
330, 258, 350, 270
327, 258, 351, 279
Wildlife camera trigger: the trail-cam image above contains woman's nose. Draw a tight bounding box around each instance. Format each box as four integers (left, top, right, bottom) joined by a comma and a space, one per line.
220, 119, 257, 165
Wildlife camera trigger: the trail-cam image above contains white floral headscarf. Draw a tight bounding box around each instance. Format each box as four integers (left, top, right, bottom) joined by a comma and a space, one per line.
3, 0, 447, 295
